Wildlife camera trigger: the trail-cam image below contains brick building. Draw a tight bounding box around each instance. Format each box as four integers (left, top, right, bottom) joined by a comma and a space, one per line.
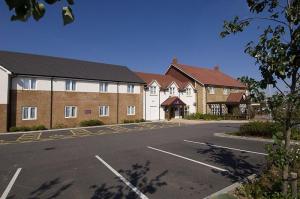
0, 51, 145, 133
136, 58, 247, 120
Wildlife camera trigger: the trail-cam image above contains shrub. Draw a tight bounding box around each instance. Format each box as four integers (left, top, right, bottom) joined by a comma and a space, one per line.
123, 119, 145, 124
184, 113, 222, 120
239, 121, 281, 138
9, 125, 47, 132
79, 120, 104, 127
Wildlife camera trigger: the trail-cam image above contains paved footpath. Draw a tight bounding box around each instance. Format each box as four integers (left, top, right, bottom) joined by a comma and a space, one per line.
0, 122, 267, 199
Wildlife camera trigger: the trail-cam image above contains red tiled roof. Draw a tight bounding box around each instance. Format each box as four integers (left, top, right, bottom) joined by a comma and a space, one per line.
172, 64, 246, 88
161, 97, 186, 106
135, 72, 189, 89
226, 93, 245, 103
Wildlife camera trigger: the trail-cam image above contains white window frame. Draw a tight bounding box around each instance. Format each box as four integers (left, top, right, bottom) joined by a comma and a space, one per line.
65, 80, 76, 91
208, 87, 215, 94
22, 107, 37, 120
127, 106, 136, 115
127, 84, 135, 93
169, 87, 175, 95
100, 82, 108, 93
99, 106, 109, 117
22, 78, 36, 90
64, 106, 77, 118
150, 86, 157, 95
184, 106, 190, 116
223, 88, 229, 95
186, 88, 192, 96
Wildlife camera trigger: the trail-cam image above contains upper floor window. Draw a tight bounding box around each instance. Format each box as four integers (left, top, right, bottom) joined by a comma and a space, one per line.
127, 106, 135, 115
100, 82, 108, 92
22, 78, 36, 90
208, 87, 215, 94
65, 106, 77, 118
66, 80, 76, 91
223, 88, 229, 95
150, 86, 157, 95
22, 107, 37, 120
186, 88, 192, 96
127, 84, 134, 93
169, 87, 175, 95
99, 106, 109, 116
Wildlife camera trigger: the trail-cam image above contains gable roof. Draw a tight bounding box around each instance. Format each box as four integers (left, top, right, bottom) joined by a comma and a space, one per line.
226, 92, 246, 103
0, 51, 145, 84
161, 96, 186, 106
135, 72, 189, 90
169, 63, 246, 88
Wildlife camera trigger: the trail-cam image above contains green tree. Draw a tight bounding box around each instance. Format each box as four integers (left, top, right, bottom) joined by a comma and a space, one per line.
221, 0, 299, 195
4, 0, 75, 25
238, 76, 266, 103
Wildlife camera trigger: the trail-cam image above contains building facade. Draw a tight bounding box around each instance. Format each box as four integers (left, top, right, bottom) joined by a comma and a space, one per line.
0, 51, 144, 132
137, 58, 247, 121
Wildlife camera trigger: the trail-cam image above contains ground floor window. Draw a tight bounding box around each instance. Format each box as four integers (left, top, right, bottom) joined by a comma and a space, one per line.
65, 106, 77, 118
184, 106, 190, 116
99, 106, 109, 116
127, 106, 135, 115
22, 107, 37, 120
210, 104, 221, 115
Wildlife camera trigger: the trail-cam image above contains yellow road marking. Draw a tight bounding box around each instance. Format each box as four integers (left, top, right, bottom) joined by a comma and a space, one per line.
17, 133, 41, 142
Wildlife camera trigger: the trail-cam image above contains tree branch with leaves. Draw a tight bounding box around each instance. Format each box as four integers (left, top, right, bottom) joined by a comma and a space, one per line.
4, 0, 75, 25
221, 0, 299, 196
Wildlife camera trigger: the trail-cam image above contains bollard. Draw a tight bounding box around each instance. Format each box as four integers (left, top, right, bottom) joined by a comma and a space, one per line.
290, 172, 298, 198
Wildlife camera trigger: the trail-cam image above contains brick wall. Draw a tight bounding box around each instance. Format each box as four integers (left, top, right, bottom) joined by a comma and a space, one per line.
0, 104, 7, 133
9, 88, 144, 129
10, 90, 51, 128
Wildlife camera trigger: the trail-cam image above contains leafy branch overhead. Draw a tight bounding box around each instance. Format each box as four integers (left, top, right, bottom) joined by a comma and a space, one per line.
221, 0, 299, 196
5, 0, 75, 25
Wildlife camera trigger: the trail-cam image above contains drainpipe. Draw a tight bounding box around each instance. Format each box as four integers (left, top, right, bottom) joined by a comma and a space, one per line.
117, 83, 119, 124
144, 86, 147, 121
50, 78, 53, 129
7, 74, 13, 131
158, 88, 160, 120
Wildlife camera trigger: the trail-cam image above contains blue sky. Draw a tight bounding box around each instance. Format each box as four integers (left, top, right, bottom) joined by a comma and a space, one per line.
0, 0, 264, 80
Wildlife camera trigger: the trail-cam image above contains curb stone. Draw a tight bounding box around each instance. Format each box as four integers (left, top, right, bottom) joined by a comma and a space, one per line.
203, 174, 257, 199
214, 133, 300, 145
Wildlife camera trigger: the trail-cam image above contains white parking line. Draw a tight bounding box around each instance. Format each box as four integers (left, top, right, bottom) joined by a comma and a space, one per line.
1, 168, 22, 199
184, 140, 267, 156
95, 155, 149, 199
147, 146, 228, 172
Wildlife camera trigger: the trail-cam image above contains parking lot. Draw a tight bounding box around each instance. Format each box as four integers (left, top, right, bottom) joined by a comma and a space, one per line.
0, 122, 267, 199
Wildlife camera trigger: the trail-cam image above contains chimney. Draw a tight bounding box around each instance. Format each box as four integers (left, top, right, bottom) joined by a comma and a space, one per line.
214, 65, 220, 71
172, 57, 178, 65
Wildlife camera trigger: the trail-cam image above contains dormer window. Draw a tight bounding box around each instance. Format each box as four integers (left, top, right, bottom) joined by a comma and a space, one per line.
223, 88, 229, 95
169, 87, 175, 95
186, 88, 192, 96
150, 86, 157, 95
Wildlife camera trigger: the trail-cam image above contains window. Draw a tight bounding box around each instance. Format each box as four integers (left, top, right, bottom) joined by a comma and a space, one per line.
184, 106, 190, 116
169, 87, 175, 95
99, 106, 109, 116
127, 106, 135, 115
22, 107, 37, 120
210, 104, 221, 115
65, 106, 77, 118
208, 87, 215, 94
65, 80, 76, 91
186, 88, 192, 96
150, 86, 157, 95
100, 82, 108, 92
22, 78, 36, 90
127, 84, 134, 93
223, 88, 229, 95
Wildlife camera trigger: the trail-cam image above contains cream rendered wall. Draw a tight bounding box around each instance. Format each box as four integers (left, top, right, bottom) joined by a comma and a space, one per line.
144, 81, 160, 121
179, 84, 196, 115
0, 67, 9, 104
119, 84, 141, 94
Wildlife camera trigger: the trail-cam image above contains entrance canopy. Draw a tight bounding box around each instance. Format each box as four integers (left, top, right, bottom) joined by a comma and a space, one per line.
207, 93, 248, 105
161, 97, 186, 106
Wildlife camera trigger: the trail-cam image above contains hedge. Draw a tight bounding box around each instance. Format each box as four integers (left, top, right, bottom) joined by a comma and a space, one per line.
79, 120, 104, 127
9, 125, 47, 132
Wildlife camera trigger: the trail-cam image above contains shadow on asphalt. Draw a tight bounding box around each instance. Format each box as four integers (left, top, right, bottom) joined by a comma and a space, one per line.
196, 145, 263, 181
90, 161, 168, 199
